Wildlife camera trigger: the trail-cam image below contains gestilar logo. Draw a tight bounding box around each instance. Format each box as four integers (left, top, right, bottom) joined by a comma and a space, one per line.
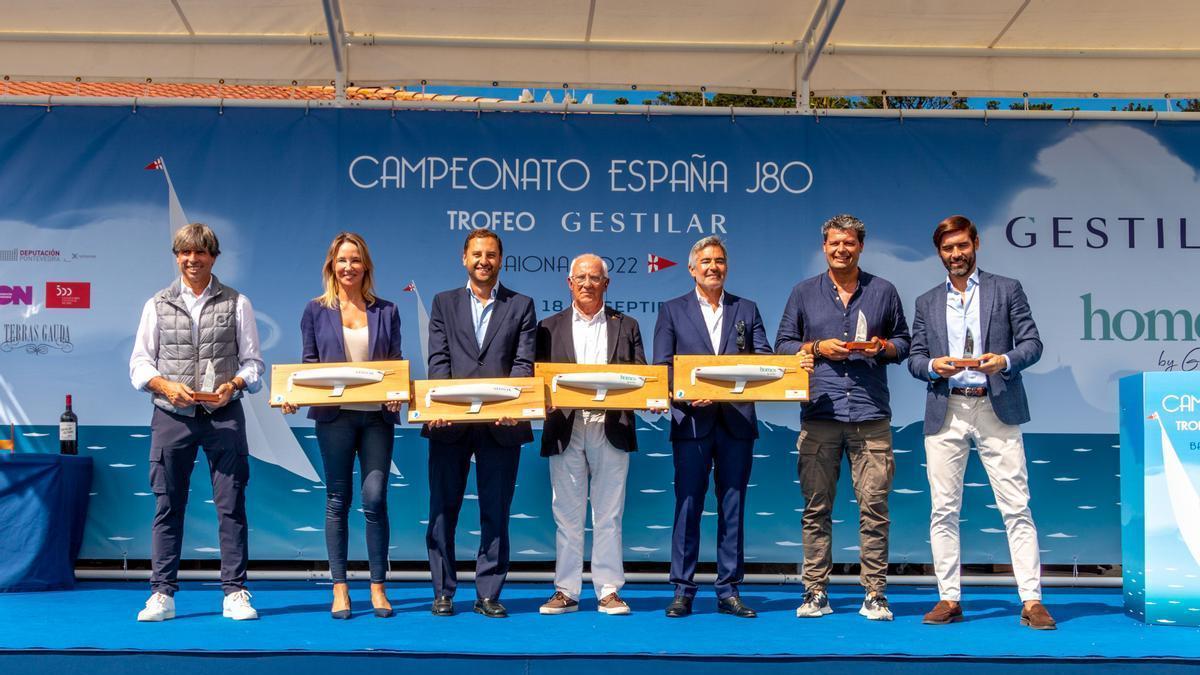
1081, 293, 1200, 341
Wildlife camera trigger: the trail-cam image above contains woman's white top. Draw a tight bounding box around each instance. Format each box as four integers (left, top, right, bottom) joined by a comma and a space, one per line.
341, 326, 380, 412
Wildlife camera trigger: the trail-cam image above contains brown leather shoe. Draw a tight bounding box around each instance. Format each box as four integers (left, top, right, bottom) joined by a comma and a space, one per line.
1020, 601, 1057, 630
923, 600, 964, 625
598, 592, 631, 615
539, 591, 579, 615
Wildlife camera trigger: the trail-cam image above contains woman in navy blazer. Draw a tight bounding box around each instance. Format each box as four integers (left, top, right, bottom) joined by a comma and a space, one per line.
283, 232, 402, 619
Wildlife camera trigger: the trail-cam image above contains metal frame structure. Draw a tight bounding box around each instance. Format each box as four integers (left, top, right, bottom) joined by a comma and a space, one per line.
0, 93, 1194, 123
2, 1, 1199, 110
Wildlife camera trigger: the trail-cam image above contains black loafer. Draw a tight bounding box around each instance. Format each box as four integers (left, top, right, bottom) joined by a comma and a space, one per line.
431, 595, 454, 616
717, 596, 757, 618
473, 598, 508, 618
665, 595, 693, 618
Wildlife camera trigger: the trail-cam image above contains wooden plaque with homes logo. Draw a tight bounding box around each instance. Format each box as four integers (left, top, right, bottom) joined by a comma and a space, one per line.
535, 363, 670, 411
671, 354, 810, 402
408, 377, 545, 423
269, 360, 410, 408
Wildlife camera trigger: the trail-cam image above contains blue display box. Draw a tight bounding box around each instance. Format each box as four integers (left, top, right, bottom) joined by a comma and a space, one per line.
1120, 372, 1200, 626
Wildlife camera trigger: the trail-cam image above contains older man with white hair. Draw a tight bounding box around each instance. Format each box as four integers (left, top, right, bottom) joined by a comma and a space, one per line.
536, 253, 648, 616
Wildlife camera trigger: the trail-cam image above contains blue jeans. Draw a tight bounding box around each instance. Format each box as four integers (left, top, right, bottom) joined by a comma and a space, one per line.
316, 410, 395, 584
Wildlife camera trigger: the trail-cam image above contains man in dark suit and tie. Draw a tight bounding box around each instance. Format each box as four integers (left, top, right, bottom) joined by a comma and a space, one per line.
653, 235, 780, 619
908, 215, 1055, 630
424, 229, 537, 619
536, 253, 649, 617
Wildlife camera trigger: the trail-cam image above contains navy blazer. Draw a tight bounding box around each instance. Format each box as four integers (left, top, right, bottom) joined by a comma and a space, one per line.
422, 284, 537, 447
908, 270, 1042, 435
536, 306, 647, 457
653, 290, 772, 441
300, 297, 404, 425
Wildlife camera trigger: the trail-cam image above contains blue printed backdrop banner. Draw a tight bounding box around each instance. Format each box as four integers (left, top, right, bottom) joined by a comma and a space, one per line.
2, 106, 1192, 565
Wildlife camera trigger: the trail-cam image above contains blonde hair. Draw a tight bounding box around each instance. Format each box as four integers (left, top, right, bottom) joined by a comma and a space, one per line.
317, 232, 377, 309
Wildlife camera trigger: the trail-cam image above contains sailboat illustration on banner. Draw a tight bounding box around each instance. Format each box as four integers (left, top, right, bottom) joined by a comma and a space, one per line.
1148, 412, 1200, 567
148, 157, 408, 480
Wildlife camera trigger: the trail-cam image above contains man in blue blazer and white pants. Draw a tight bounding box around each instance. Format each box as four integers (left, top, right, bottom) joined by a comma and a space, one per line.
424, 229, 537, 619
654, 235, 778, 619
908, 215, 1055, 630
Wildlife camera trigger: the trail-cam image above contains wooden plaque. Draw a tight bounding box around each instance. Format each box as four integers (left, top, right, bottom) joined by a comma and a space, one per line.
408, 377, 545, 423
535, 363, 670, 411
945, 358, 983, 369
269, 360, 410, 408
844, 341, 877, 351
671, 354, 810, 402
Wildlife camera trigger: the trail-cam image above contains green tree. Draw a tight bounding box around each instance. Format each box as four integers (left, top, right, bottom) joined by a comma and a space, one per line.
1113, 102, 1154, 112
853, 96, 968, 109
613, 97, 630, 105
1009, 102, 1054, 110
986, 100, 1001, 110
1174, 99, 1200, 112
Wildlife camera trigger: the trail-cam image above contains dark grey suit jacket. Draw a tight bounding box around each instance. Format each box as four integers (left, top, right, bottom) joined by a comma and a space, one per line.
908, 269, 1042, 435
536, 306, 647, 457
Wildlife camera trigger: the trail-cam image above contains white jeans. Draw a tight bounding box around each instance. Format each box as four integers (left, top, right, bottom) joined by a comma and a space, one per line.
549, 418, 629, 601
925, 395, 1042, 602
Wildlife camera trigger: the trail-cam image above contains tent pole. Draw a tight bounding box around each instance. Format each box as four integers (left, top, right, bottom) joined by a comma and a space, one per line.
320, 0, 348, 103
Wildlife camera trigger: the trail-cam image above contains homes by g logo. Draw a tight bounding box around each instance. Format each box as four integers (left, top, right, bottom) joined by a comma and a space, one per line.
46, 282, 90, 309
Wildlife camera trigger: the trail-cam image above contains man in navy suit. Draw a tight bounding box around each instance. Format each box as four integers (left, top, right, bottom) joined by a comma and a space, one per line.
424, 229, 536, 619
654, 235, 775, 619
907, 215, 1055, 630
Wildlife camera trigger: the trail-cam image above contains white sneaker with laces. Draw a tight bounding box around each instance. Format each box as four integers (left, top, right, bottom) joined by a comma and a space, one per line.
859, 592, 893, 621
137, 592, 175, 622
795, 589, 832, 618
222, 589, 259, 620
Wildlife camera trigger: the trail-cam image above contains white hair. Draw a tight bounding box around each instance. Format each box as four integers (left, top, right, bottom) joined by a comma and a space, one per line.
569, 253, 609, 278
688, 235, 728, 269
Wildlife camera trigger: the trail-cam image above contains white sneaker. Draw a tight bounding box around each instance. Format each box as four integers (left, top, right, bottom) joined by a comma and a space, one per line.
222, 589, 259, 620
859, 592, 894, 621
137, 592, 175, 622
795, 588, 833, 618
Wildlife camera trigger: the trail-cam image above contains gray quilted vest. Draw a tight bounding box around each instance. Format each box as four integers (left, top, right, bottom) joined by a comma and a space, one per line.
152, 275, 243, 416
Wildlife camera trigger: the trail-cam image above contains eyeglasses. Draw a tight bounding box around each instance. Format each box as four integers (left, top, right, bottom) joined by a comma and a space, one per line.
571, 274, 606, 285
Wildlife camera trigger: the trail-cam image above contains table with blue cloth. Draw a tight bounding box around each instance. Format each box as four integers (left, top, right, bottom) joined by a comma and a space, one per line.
0, 453, 93, 592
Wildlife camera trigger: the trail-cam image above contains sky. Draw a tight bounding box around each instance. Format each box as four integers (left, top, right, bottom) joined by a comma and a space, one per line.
417, 86, 1179, 111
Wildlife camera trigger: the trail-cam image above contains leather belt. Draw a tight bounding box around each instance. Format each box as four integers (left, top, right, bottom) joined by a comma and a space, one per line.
950, 386, 988, 398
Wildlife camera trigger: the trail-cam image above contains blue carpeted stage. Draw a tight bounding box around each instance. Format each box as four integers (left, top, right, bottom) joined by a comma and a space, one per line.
2, 582, 1198, 674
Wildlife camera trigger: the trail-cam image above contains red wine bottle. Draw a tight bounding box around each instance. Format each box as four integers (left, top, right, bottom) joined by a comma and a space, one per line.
60, 394, 78, 455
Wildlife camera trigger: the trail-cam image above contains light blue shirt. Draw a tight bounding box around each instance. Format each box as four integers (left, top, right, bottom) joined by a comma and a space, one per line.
929, 269, 997, 388
468, 283, 498, 348
944, 270, 987, 389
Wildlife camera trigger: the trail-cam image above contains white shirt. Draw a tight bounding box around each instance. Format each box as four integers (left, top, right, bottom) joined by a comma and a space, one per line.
129, 278, 265, 393
695, 288, 725, 354
571, 304, 609, 424
341, 325, 379, 412
468, 283, 498, 349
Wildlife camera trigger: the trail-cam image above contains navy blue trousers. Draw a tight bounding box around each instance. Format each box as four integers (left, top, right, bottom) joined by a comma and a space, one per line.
426, 426, 521, 601
148, 401, 249, 596
669, 423, 754, 600
316, 410, 395, 584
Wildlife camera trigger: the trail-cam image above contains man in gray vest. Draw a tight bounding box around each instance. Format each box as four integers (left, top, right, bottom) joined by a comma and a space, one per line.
129, 223, 264, 622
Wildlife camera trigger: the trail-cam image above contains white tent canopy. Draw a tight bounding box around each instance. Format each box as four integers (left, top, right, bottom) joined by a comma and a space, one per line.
1, 0, 1198, 99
